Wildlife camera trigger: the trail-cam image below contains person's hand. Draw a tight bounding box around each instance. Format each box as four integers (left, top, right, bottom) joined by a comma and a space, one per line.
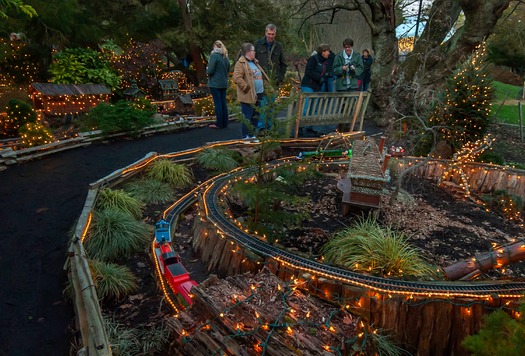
325, 72, 333, 78
319, 76, 326, 85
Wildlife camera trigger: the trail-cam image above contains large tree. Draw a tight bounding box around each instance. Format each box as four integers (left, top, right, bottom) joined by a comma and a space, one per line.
289, 0, 514, 126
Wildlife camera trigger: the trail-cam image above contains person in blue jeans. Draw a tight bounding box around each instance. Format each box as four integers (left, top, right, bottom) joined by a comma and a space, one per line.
233, 43, 270, 139
207, 40, 230, 129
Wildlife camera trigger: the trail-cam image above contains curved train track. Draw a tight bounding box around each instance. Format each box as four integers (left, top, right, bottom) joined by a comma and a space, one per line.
164, 157, 525, 299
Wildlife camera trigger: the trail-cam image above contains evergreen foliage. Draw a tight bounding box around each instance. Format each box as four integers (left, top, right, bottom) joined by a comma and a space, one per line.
83, 99, 157, 136
462, 303, 525, 356
427, 44, 495, 151
95, 188, 143, 219
1, 99, 36, 138
19, 121, 54, 147
88, 259, 138, 301
321, 217, 435, 278
196, 147, 241, 173
84, 208, 151, 261
146, 158, 194, 189
124, 178, 175, 204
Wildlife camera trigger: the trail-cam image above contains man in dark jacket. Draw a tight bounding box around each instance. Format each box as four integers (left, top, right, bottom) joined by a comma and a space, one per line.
254, 23, 287, 86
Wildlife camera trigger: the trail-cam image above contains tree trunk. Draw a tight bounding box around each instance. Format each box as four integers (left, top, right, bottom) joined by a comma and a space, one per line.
364, 0, 511, 125
177, 0, 206, 84
443, 240, 525, 280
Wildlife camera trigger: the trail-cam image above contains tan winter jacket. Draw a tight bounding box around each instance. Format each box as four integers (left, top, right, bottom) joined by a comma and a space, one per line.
233, 55, 270, 104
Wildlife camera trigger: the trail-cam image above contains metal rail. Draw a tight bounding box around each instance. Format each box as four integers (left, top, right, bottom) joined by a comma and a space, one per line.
166, 158, 525, 299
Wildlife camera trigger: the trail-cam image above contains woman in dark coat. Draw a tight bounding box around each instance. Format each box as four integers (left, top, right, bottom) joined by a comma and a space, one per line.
207, 40, 230, 128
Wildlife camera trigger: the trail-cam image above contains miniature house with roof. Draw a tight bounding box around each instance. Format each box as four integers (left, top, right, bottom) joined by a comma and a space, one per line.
29, 83, 111, 119
337, 137, 390, 213
156, 79, 178, 101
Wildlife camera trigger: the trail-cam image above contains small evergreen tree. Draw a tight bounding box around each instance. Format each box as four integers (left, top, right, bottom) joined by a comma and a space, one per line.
428, 44, 495, 150
1, 99, 37, 138
462, 302, 525, 355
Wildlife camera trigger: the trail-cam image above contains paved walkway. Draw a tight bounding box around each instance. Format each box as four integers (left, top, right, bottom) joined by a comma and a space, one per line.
0, 123, 244, 355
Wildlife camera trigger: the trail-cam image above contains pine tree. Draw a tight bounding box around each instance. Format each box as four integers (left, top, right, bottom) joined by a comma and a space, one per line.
428, 44, 495, 150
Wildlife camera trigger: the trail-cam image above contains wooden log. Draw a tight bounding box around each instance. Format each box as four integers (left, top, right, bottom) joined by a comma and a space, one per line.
443, 240, 525, 280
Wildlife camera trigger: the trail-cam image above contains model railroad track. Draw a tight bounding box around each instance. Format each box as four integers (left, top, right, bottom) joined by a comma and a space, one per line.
166, 158, 525, 298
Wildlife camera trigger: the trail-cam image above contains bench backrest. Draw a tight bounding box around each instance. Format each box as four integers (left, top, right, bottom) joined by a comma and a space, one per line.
286, 91, 370, 138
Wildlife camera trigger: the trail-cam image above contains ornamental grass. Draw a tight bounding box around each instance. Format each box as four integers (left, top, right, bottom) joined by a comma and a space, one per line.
195, 147, 241, 173
124, 178, 175, 204
88, 259, 138, 301
104, 318, 170, 355
84, 208, 151, 261
321, 217, 435, 278
146, 158, 193, 188
95, 188, 143, 219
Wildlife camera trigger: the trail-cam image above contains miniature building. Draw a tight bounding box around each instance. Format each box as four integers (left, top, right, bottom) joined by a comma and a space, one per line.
29, 83, 111, 119
175, 94, 194, 114
122, 81, 146, 101
157, 79, 178, 101
337, 137, 389, 210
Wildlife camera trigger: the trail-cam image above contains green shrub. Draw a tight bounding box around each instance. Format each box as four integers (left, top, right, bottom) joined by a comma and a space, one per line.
196, 147, 241, 173
477, 150, 505, 165
95, 188, 143, 219
193, 95, 214, 116
84, 99, 156, 136
89, 259, 138, 301
1, 99, 37, 138
84, 208, 151, 261
481, 190, 523, 221
19, 122, 55, 147
462, 303, 525, 355
124, 178, 175, 204
146, 158, 193, 188
321, 217, 435, 278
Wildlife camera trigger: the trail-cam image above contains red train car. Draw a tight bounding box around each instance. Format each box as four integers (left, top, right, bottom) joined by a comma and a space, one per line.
154, 220, 198, 307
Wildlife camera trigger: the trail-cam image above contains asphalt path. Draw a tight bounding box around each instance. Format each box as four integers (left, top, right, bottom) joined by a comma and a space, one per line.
0, 123, 242, 356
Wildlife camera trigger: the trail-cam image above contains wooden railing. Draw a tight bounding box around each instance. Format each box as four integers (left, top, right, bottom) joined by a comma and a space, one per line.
285, 91, 371, 138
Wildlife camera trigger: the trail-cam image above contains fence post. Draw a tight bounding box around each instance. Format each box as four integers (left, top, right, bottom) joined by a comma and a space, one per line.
518, 101, 523, 142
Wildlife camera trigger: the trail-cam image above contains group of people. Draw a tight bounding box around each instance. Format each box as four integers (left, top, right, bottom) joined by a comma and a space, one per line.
206, 24, 286, 139
206, 24, 373, 139
301, 38, 373, 94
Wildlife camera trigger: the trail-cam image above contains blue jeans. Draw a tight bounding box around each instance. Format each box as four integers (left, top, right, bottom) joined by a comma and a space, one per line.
257, 93, 274, 130
240, 102, 260, 137
209, 87, 229, 128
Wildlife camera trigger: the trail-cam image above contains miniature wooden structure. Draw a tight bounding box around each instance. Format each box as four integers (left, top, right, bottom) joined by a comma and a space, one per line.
122, 81, 146, 101
156, 79, 178, 100
29, 83, 111, 119
337, 137, 389, 214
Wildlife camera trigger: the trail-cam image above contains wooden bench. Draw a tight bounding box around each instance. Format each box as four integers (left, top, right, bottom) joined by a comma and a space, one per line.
285, 91, 371, 138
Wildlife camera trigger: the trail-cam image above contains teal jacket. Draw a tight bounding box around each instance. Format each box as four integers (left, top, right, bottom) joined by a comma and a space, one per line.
333, 50, 363, 91
207, 49, 230, 89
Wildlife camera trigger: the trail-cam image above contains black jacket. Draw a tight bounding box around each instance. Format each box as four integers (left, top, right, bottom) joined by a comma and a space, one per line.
301, 53, 329, 92
254, 37, 287, 85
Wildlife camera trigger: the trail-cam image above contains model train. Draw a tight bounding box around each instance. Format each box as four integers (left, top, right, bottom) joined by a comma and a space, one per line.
154, 219, 198, 308
297, 149, 351, 159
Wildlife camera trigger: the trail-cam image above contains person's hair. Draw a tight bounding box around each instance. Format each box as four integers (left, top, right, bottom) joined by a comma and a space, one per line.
343, 38, 354, 47
362, 49, 370, 56
213, 40, 228, 58
266, 23, 277, 32
317, 43, 331, 54
238, 43, 254, 59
